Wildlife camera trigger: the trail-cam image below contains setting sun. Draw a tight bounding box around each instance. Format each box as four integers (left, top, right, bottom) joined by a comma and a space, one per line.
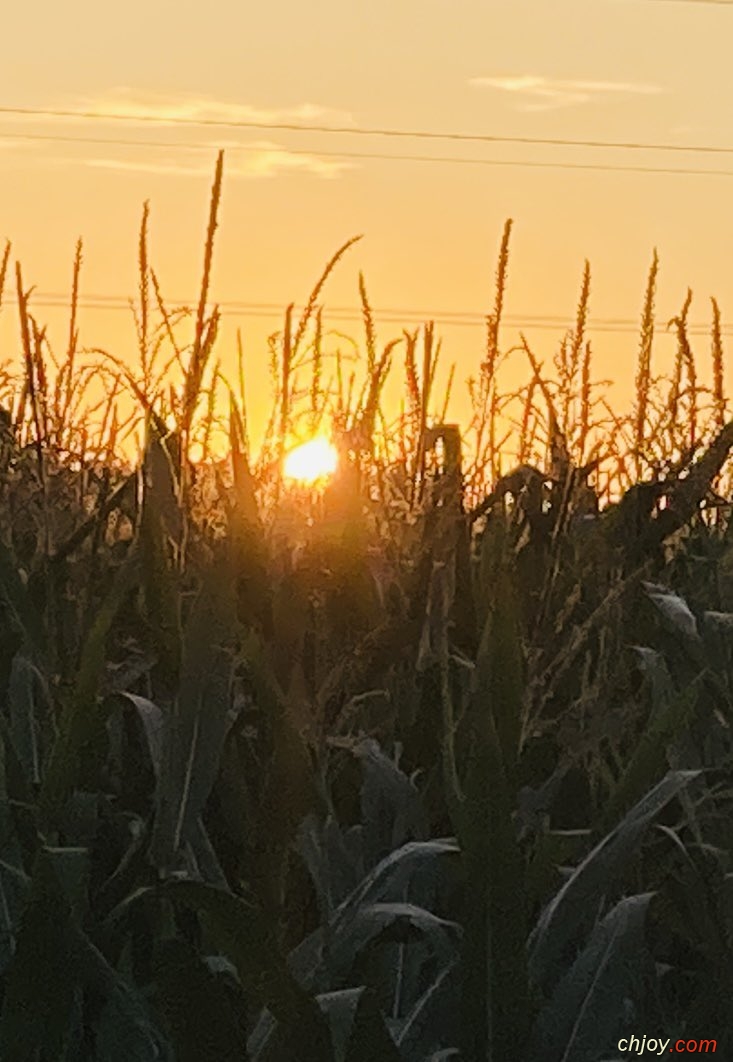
283, 437, 339, 483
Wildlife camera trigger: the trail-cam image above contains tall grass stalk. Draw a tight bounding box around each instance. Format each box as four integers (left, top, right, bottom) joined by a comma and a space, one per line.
634, 249, 659, 479
711, 297, 726, 434
181, 150, 224, 464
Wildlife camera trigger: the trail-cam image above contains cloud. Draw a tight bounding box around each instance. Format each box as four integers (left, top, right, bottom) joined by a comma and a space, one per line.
82, 142, 353, 180
40, 88, 356, 129
469, 74, 664, 111
2, 86, 358, 179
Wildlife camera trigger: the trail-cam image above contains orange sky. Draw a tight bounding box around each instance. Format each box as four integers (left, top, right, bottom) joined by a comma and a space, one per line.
2, 0, 733, 448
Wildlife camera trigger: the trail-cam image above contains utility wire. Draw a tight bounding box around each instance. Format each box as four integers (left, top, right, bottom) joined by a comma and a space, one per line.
5, 130, 733, 181
2, 296, 728, 335
4, 104, 733, 157
3, 291, 725, 327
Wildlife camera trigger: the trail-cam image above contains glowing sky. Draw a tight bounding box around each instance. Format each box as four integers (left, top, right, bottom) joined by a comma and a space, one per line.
2, 0, 733, 446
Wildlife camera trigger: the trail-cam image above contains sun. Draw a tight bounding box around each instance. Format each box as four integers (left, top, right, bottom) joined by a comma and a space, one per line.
283, 437, 339, 483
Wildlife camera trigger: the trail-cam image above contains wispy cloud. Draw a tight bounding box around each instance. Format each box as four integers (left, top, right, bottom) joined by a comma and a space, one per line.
3, 89, 358, 179
82, 143, 353, 180
53, 88, 356, 129
469, 75, 664, 111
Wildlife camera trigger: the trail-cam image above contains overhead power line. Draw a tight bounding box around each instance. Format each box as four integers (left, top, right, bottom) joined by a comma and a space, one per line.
5, 130, 733, 181
2, 295, 729, 336
5, 292, 725, 325
3, 104, 733, 157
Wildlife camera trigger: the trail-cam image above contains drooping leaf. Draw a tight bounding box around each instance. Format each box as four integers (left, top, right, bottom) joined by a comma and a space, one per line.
395, 960, 461, 1062
528, 769, 701, 991
107, 691, 166, 777
529, 893, 654, 1062
319, 986, 402, 1062
644, 581, 700, 643
251, 842, 460, 1058
330, 839, 460, 941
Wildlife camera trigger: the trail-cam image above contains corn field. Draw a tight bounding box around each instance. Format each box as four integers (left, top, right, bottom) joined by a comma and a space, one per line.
0, 153, 732, 1060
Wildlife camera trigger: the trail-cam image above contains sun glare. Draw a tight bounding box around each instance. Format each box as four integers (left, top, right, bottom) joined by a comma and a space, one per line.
283, 437, 339, 483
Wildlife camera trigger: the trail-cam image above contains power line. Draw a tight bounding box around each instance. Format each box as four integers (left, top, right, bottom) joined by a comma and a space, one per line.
4, 104, 733, 158
5, 129, 733, 182
5, 291, 725, 325
2, 296, 729, 335
2, 131, 222, 151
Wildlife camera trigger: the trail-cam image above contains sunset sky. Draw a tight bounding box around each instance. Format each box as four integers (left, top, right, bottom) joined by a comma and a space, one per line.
2, 0, 733, 446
